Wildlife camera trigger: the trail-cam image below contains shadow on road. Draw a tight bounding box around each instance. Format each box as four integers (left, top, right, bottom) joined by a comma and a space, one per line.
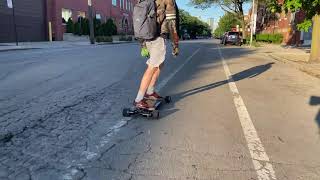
310, 96, 320, 133
179, 62, 274, 99
160, 63, 274, 118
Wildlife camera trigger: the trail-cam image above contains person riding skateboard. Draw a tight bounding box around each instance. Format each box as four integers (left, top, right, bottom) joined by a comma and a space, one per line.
133, 0, 180, 110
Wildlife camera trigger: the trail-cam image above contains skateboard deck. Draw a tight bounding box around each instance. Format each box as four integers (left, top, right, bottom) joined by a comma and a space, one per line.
122, 96, 171, 119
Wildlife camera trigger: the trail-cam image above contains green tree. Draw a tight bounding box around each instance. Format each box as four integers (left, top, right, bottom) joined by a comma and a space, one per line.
66, 18, 74, 33
105, 18, 117, 36
73, 21, 81, 36
281, 0, 320, 62
179, 9, 212, 38
94, 18, 102, 36
81, 18, 89, 35
214, 13, 241, 37
191, 0, 250, 39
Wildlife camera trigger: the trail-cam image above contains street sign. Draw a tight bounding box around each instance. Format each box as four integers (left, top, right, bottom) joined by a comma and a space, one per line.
7, 0, 13, 8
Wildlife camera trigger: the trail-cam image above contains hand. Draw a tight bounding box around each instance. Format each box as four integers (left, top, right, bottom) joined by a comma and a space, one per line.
141, 47, 150, 58
172, 46, 179, 57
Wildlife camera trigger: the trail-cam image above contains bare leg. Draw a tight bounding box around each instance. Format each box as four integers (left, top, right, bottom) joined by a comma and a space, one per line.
147, 63, 163, 94
135, 65, 158, 102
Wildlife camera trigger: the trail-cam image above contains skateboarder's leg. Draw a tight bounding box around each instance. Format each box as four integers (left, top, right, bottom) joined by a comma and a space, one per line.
135, 66, 157, 102
147, 63, 163, 95
134, 37, 166, 108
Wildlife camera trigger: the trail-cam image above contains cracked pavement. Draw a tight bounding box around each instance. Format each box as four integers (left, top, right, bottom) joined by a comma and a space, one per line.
0, 40, 320, 180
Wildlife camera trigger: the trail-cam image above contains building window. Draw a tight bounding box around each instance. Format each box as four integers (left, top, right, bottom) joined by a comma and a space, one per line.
62, 8, 72, 23
128, 1, 131, 11
126, 0, 128, 10
96, 14, 102, 20
131, 2, 133, 11
127, 0, 131, 11
120, 0, 123, 9
78, 11, 86, 18
112, 0, 117, 6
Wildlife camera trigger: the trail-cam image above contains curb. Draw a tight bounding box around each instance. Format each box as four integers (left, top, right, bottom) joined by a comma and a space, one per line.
0, 41, 137, 52
267, 53, 320, 79
97, 41, 137, 45
0, 47, 40, 52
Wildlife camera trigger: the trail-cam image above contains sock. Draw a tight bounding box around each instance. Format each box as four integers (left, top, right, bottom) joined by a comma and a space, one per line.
147, 86, 155, 95
135, 91, 145, 102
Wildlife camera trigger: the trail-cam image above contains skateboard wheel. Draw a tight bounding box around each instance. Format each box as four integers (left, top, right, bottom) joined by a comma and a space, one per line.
152, 110, 160, 119
164, 96, 171, 103
122, 108, 131, 117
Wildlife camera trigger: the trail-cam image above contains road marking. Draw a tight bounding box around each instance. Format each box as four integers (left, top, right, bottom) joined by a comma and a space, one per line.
218, 46, 277, 180
63, 48, 200, 179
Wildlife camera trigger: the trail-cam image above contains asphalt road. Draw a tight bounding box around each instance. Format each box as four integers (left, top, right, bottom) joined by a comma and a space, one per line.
0, 40, 319, 180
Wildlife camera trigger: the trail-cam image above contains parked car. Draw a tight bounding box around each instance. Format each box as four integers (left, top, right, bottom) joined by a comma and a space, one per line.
182, 33, 191, 40
220, 31, 242, 46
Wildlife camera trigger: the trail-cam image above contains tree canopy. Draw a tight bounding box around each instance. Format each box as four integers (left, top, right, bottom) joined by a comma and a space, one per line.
191, 0, 250, 15
190, 0, 250, 38
213, 13, 241, 37
269, 0, 320, 31
179, 9, 212, 38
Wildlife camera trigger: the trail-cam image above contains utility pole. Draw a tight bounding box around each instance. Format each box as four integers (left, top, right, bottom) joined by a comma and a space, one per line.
8, 0, 18, 46
88, 0, 95, 44
250, 0, 256, 47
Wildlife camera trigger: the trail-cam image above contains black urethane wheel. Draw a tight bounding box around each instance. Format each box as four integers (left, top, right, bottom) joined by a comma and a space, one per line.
152, 110, 160, 119
122, 108, 131, 117
164, 96, 171, 103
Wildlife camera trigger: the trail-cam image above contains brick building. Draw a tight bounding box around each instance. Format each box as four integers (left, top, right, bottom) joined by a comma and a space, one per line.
0, 0, 47, 43
250, 0, 312, 46
47, 0, 136, 41
0, 0, 136, 42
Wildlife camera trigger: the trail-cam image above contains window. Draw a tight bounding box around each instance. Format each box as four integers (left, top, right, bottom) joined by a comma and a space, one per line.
128, 1, 131, 11
78, 11, 86, 18
96, 14, 102, 20
62, 8, 72, 23
126, 0, 129, 10
120, 0, 123, 9
112, 0, 117, 6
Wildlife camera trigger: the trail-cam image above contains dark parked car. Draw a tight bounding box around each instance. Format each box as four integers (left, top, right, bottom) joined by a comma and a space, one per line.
182, 33, 191, 40
220, 31, 242, 46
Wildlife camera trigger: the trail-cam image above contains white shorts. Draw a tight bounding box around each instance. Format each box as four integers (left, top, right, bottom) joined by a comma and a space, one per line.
146, 37, 166, 68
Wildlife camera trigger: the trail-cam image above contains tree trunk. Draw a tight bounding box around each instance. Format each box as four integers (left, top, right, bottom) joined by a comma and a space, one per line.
238, 2, 246, 41
241, 16, 246, 39
309, 14, 320, 62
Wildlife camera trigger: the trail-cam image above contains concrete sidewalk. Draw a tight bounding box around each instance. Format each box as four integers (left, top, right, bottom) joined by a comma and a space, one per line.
0, 39, 135, 52
253, 43, 320, 79
0, 41, 93, 52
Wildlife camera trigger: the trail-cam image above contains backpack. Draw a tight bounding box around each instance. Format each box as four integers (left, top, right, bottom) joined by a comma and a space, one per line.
133, 0, 158, 40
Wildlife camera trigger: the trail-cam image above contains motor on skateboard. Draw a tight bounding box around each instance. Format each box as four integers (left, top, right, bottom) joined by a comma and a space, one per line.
122, 96, 171, 119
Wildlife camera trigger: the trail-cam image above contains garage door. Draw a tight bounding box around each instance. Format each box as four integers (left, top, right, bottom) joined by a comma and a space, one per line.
0, 0, 46, 43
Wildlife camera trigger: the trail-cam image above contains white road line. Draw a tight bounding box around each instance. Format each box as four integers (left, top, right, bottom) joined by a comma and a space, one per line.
63, 48, 200, 179
218, 46, 277, 180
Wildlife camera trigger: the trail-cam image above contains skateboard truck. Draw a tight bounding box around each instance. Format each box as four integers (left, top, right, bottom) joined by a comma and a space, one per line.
122, 96, 171, 119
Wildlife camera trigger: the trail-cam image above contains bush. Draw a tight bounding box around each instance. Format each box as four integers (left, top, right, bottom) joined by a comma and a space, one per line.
93, 18, 117, 37
66, 18, 74, 33
96, 36, 113, 43
81, 18, 89, 35
119, 35, 133, 41
256, 33, 283, 44
73, 17, 118, 37
73, 22, 81, 35
105, 18, 117, 36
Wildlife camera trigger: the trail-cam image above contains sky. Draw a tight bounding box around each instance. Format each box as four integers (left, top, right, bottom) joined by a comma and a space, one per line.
176, 0, 251, 25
